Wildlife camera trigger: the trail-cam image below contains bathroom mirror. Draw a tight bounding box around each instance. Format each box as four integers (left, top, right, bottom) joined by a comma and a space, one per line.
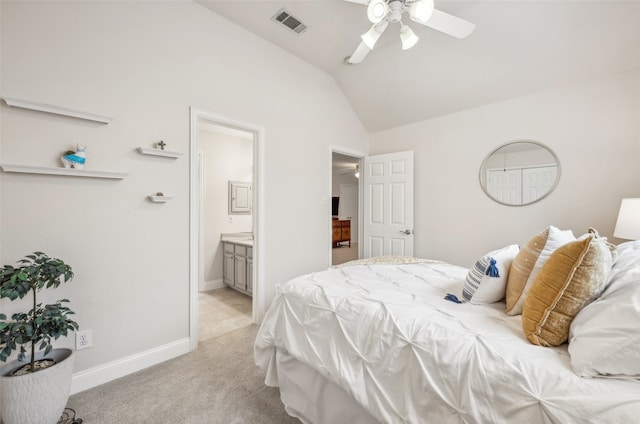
479, 141, 560, 206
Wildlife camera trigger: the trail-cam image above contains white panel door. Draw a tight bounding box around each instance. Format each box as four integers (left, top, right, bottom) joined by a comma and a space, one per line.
487, 169, 522, 204
522, 166, 558, 203
363, 151, 414, 258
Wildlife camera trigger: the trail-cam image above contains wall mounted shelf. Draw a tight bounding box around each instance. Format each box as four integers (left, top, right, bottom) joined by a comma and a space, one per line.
147, 195, 173, 203
137, 147, 182, 158
2, 97, 113, 124
1, 164, 127, 179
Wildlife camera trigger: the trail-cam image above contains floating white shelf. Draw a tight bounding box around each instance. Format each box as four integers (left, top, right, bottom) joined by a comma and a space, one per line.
137, 147, 182, 158
147, 195, 173, 203
2, 97, 113, 124
0, 164, 127, 179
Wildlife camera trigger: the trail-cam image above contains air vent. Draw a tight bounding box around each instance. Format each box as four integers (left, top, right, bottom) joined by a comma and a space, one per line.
272, 8, 308, 35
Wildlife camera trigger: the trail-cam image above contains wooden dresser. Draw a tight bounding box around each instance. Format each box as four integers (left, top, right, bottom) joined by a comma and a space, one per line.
332, 219, 351, 248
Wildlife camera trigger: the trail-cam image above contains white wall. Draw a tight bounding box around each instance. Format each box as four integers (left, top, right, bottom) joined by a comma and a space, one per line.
370, 69, 640, 268
332, 172, 358, 197
201, 129, 252, 290
0, 0, 369, 390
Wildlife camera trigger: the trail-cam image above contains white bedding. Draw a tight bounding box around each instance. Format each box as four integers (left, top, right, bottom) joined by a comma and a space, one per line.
254, 261, 640, 423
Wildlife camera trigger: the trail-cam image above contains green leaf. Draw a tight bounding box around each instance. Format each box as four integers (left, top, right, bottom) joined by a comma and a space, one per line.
0, 252, 75, 363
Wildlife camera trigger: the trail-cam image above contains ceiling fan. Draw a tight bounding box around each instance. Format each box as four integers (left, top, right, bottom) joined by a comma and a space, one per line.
344, 0, 476, 64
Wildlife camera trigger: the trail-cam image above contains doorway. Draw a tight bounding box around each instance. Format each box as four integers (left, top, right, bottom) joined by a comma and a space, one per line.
331, 151, 362, 266
189, 108, 265, 351
198, 122, 253, 342
329, 149, 415, 265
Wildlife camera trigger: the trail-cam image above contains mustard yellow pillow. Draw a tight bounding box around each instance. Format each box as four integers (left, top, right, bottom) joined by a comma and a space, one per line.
505, 226, 575, 315
522, 230, 613, 347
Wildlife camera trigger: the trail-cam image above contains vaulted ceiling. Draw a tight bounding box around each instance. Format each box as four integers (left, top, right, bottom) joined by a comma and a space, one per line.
197, 0, 640, 133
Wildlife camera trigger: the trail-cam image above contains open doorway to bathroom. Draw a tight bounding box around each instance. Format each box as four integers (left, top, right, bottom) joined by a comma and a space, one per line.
190, 108, 264, 350
332, 152, 361, 266
197, 122, 254, 343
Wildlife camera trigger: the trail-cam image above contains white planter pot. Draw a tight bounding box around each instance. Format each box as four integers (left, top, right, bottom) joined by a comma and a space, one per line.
0, 348, 74, 424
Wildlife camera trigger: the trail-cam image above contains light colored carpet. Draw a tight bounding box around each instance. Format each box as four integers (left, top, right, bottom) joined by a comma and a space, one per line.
332, 242, 359, 266
67, 325, 299, 424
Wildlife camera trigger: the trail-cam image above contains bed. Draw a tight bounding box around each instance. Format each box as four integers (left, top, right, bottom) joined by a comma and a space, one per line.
254, 232, 640, 423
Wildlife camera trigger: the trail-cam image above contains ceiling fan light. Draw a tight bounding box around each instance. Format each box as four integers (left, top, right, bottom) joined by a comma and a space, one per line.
400, 25, 419, 50
409, 0, 435, 23
367, 0, 389, 24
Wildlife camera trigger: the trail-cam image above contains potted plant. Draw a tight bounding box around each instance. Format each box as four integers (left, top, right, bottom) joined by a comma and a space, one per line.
0, 252, 78, 424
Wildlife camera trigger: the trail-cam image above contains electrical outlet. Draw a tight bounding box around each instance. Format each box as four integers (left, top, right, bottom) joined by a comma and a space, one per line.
76, 329, 92, 350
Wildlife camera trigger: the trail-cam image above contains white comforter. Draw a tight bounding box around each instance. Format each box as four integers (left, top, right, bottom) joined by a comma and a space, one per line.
254, 261, 640, 423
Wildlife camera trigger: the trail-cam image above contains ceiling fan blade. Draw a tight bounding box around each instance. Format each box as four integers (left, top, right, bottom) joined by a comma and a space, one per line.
337, 168, 356, 175
343, 0, 370, 5
346, 40, 371, 64
411, 9, 476, 39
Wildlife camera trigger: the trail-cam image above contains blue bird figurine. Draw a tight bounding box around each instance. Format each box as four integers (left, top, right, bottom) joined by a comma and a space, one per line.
61, 144, 86, 169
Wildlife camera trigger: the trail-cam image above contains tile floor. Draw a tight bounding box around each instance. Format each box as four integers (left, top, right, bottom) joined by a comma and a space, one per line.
199, 243, 357, 343
198, 287, 252, 342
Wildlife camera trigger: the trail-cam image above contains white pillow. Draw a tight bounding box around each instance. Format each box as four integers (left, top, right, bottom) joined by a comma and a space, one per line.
462, 244, 519, 304
568, 240, 640, 379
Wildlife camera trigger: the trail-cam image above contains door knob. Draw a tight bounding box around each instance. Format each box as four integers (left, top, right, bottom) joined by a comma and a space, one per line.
398, 229, 413, 235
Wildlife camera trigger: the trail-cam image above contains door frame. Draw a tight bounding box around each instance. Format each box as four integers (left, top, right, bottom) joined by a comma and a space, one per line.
189, 108, 266, 351
330, 145, 366, 264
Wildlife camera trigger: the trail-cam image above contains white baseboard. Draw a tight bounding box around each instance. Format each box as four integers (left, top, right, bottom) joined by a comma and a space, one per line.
200, 278, 224, 292
70, 337, 191, 394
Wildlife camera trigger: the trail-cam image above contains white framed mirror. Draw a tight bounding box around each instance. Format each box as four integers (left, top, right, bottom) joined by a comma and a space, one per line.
479, 140, 560, 206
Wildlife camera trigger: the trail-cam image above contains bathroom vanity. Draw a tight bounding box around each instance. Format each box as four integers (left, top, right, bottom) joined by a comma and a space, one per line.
220, 233, 253, 296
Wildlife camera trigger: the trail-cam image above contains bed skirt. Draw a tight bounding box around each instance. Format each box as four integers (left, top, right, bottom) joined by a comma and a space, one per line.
273, 349, 379, 424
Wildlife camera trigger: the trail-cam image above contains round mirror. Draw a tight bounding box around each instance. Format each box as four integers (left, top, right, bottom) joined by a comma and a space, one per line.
479, 141, 560, 206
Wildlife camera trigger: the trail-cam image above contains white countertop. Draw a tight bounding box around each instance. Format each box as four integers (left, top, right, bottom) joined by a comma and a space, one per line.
220, 233, 253, 247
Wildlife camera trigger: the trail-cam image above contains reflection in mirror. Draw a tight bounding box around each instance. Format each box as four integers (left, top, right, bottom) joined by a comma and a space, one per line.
479, 141, 560, 206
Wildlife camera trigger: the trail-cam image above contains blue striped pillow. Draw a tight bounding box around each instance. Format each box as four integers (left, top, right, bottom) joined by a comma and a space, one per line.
462, 244, 519, 304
